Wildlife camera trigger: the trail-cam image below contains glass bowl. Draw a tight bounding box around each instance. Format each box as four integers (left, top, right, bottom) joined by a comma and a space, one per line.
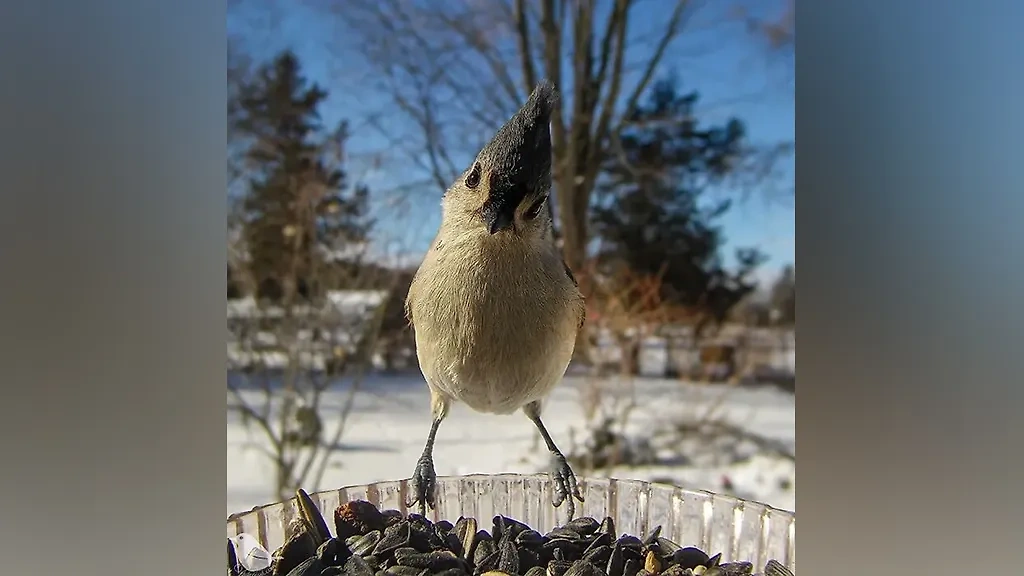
227, 474, 796, 572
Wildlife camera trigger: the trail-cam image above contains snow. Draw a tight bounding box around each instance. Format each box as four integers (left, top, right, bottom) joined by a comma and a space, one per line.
227, 374, 795, 517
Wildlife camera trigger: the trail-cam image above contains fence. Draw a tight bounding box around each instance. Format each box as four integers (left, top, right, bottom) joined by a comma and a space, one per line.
601, 326, 796, 383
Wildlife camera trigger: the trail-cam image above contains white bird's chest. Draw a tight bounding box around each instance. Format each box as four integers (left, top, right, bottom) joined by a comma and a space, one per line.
409, 240, 580, 414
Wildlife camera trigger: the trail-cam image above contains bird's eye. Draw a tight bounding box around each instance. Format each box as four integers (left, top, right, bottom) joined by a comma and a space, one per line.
465, 163, 481, 189
524, 195, 547, 220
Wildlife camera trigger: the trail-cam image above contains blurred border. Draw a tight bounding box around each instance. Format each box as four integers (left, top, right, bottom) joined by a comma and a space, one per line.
799, 1, 1024, 574
0, 0, 226, 574
2, 1, 1024, 575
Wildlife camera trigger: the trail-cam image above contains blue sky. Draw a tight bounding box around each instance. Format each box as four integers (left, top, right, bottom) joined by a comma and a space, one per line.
229, 0, 793, 284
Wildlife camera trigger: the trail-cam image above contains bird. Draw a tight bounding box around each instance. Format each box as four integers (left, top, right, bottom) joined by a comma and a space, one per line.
404, 81, 586, 519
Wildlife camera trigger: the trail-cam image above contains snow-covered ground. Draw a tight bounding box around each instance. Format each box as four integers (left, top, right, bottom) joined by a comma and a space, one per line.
227, 374, 795, 517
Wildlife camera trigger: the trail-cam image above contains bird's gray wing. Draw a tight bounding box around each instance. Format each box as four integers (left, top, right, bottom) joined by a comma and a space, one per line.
562, 260, 577, 287
406, 235, 445, 331
562, 260, 586, 330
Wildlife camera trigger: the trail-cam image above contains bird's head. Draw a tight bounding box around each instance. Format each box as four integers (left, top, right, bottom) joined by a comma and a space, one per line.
442, 81, 556, 240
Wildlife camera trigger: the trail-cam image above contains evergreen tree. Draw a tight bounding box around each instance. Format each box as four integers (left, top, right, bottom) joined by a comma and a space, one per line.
234, 50, 371, 303
592, 78, 765, 325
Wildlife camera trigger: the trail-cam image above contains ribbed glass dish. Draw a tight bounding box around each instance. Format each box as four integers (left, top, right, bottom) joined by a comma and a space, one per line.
227, 474, 796, 572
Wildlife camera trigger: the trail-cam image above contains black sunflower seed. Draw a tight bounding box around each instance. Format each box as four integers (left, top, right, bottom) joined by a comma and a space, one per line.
373, 524, 412, 557
319, 538, 352, 567
654, 538, 681, 560
615, 536, 643, 551
605, 542, 624, 576
342, 556, 376, 576
493, 515, 530, 542
517, 546, 542, 572
581, 544, 611, 568
583, 532, 612, 553
564, 517, 599, 536
546, 560, 573, 576
641, 526, 662, 548
524, 566, 547, 576
515, 530, 545, 548
671, 548, 709, 570
621, 557, 641, 576
473, 538, 497, 567
474, 548, 500, 574
541, 538, 580, 559
707, 562, 753, 576
563, 559, 604, 576
235, 562, 274, 576
497, 538, 519, 574
395, 549, 462, 571
764, 559, 794, 576
544, 528, 580, 540
384, 566, 423, 576
352, 532, 383, 557
440, 532, 463, 557
381, 510, 404, 528
454, 518, 478, 559
295, 490, 332, 545
255, 497, 792, 576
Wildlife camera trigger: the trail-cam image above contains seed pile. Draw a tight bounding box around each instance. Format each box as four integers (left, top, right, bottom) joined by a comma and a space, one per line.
228, 490, 794, 576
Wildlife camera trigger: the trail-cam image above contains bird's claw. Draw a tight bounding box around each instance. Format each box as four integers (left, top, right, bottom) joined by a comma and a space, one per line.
549, 452, 584, 520
408, 453, 437, 516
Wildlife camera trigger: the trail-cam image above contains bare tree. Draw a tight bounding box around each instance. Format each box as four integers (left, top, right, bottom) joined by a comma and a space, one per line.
733, 0, 794, 54
295, 0, 790, 363
228, 277, 392, 501
320, 0, 787, 266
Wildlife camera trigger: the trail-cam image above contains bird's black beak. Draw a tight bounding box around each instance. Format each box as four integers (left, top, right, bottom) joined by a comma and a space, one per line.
477, 82, 556, 235
485, 205, 515, 235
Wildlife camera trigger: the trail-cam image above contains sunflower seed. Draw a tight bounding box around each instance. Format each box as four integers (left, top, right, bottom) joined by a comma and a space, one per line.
763, 559, 794, 576
245, 496, 794, 576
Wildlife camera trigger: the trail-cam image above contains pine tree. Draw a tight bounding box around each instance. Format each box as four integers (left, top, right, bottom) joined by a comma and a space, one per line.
592, 78, 765, 325
234, 50, 371, 304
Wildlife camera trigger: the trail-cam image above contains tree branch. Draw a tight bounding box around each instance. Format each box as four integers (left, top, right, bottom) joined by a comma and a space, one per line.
588, 0, 630, 176
229, 382, 282, 454
436, 13, 522, 106
592, 0, 626, 93
612, 0, 692, 136
539, 0, 566, 154
513, 0, 538, 92
311, 292, 390, 489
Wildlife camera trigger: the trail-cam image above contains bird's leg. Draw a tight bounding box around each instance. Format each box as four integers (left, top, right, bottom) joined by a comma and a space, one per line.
409, 417, 442, 516
524, 400, 584, 520
409, 390, 450, 516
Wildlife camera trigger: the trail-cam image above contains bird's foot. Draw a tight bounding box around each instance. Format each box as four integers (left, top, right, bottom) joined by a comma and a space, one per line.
408, 453, 437, 516
549, 451, 584, 520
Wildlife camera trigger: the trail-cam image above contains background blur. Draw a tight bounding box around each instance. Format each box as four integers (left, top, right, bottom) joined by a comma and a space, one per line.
226, 0, 795, 517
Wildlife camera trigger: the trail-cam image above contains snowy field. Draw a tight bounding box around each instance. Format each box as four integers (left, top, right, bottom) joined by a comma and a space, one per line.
227, 374, 795, 517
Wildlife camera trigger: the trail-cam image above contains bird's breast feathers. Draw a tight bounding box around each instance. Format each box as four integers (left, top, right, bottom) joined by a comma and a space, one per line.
407, 239, 583, 414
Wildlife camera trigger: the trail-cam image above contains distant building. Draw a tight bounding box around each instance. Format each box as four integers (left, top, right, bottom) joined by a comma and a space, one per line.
227, 290, 388, 370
